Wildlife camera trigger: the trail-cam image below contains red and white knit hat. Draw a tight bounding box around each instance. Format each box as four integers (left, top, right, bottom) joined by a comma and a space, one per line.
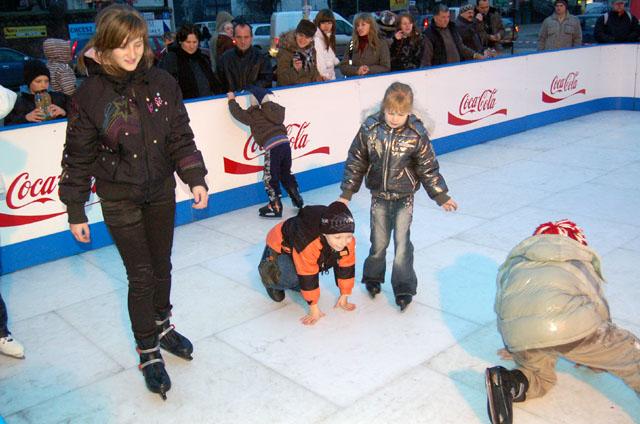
533, 219, 588, 246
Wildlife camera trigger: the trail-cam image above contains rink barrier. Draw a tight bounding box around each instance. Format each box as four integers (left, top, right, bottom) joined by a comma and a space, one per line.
1, 44, 639, 274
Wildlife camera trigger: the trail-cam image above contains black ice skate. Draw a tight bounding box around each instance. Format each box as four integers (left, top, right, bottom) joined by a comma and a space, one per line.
136, 336, 171, 400
485, 366, 529, 424
285, 186, 304, 209
258, 250, 286, 302
395, 294, 412, 312
259, 197, 283, 218
365, 281, 381, 298
155, 311, 194, 360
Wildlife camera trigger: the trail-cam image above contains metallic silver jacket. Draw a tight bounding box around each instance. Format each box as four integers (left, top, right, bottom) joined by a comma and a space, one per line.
340, 113, 449, 204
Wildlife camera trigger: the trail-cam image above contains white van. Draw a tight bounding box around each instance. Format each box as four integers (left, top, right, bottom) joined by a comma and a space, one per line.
270, 11, 353, 57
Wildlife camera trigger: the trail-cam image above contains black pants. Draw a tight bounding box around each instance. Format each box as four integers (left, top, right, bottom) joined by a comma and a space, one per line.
101, 198, 176, 340
263, 143, 298, 202
0, 292, 9, 338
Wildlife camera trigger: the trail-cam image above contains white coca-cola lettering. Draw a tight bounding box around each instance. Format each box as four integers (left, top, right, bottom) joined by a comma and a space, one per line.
243, 122, 311, 161
459, 89, 497, 116
6, 172, 59, 209
550, 72, 579, 94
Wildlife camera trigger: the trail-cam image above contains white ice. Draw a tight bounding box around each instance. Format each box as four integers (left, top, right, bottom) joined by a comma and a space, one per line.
1, 110, 639, 423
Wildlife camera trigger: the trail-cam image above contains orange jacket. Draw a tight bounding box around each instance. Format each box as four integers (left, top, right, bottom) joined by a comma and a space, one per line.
266, 213, 355, 306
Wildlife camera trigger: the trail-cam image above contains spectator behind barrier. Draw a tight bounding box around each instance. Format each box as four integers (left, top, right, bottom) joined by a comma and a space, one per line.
217, 21, 273, 92
538, 0, 582, 50
276, 20, 322, 87
313, 9, 340, 81
340, 13, 391, 77
209, 10, 234, 71
158, 23, 219, 99
4, 59, 67, 126
390, 12, 423, 71
43, 38, 77, 96
157, 31, 175, 62
594, 0, 640, 43
456, 4, 487, 55
421, 4, 486, 67
476, 0, 505, 49
215, 20, 235, 67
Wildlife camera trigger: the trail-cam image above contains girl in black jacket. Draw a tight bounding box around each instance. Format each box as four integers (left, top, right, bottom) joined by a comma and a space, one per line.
59, 4, 209, 400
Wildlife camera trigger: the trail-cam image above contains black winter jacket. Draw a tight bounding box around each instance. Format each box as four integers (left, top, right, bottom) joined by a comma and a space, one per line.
390, 34, 423, 71
341, 113, 449, 204
217, 46, 273, 93
159, 44, 219, 99
595, 11, 640, 43
59, 59, 208, 224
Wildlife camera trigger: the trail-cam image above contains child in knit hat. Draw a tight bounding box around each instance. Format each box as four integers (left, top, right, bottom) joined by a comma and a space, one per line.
227, 85, 303, 217
259, 201, 356, 325
485, 219, 640, 424
4, 59, 68, 126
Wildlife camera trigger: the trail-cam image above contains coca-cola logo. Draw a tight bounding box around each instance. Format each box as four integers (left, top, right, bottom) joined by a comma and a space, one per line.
224, 121, 330, 175
0, 172, 96, 228
448, 89, 508, 126
542, 72, 586, 103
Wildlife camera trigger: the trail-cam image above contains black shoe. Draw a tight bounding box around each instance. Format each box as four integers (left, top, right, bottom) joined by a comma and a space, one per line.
485, 366, 529, 424
155, 311, 193, 360
265, 286, 285, 302
365, 281, 381, 298
259, 198, 283, 218
395, 294, 412, 312
286, 186, 304, 209
136, 335, 171, 400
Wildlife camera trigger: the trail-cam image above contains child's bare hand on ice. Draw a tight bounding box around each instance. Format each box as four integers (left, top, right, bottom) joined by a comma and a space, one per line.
335, 295, 356, 311
301, 304, 325, 325
441, 198, 458, 212
497, 348, 513, 360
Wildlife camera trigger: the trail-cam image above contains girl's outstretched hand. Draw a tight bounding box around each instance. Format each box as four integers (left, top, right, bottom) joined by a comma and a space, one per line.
70, 223, 91, 243
441, 198, 458, 212
191, 185, 209, 209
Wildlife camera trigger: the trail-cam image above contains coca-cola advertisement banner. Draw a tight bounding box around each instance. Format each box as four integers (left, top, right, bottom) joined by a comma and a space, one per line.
1, 45, 638, 261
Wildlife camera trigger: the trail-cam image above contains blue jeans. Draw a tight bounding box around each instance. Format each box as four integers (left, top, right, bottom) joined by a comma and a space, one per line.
363, 195, 417, 297
260, 246, 300, 291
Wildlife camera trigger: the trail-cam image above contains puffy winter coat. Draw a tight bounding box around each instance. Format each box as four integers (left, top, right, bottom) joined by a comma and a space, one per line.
495, 235, 611, 352
340, 113, 449, 204
276, 30, 320, 87
390, 33, 423, 71
43, 38, 77, 96
313, 28, 339, 80
59, 58, 208, 224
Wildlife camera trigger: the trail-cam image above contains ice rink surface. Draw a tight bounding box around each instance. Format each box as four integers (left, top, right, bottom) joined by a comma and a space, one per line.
1, 110, 639, 423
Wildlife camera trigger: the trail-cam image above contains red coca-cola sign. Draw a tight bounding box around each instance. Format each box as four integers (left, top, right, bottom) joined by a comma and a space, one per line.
448, 89, 508, 126
223, 121, 330, 175
0, 172, 96, 228
542, 72, 586, 103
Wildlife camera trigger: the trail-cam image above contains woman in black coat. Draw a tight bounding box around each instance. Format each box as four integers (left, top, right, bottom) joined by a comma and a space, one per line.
59, 5, 209, 400
159, 23, 219, 98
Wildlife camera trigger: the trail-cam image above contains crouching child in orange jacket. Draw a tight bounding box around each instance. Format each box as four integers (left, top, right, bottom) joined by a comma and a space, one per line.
259, 201, 357, 325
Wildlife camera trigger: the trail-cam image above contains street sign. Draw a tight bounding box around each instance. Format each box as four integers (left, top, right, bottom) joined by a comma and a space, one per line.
4, 26, 47, 39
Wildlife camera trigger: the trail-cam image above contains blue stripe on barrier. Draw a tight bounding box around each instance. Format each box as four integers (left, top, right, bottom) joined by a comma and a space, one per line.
0, 96, 637, 275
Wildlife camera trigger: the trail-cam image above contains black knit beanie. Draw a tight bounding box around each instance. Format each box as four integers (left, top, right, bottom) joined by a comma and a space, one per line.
24, 59, 50, 87
320, 202, 355, 234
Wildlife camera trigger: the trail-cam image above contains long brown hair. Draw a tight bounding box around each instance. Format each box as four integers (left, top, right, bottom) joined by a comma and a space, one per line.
78, 4, 155, 77
352, 13, 382, 52
396, 12, 421, 43
313, 9, 336, 52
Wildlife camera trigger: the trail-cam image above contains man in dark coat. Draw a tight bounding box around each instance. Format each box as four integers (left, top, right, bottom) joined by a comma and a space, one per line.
595, 0, 640, 43
217, 22, 273, 92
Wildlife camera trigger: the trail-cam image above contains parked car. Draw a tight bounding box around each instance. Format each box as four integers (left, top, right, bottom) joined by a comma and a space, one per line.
252, 23, 271, 50
0, 47, 35, 90
270, 11, 354, 57
578, 13, 602, 44
583, 2, 608, 15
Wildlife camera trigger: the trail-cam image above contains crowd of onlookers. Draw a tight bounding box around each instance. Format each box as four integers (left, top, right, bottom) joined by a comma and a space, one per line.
1, 0, 639, 127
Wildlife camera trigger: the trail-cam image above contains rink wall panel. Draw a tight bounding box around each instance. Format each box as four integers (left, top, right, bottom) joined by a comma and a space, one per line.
1, 44, 639, 274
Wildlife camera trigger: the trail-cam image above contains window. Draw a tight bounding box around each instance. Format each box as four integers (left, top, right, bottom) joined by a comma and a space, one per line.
254, 25, 270, 36
0, 49, 26, 62
335, 20, 352, 36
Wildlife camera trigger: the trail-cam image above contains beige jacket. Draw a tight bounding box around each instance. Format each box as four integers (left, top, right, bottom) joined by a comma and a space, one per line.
495, 235, 610, 352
